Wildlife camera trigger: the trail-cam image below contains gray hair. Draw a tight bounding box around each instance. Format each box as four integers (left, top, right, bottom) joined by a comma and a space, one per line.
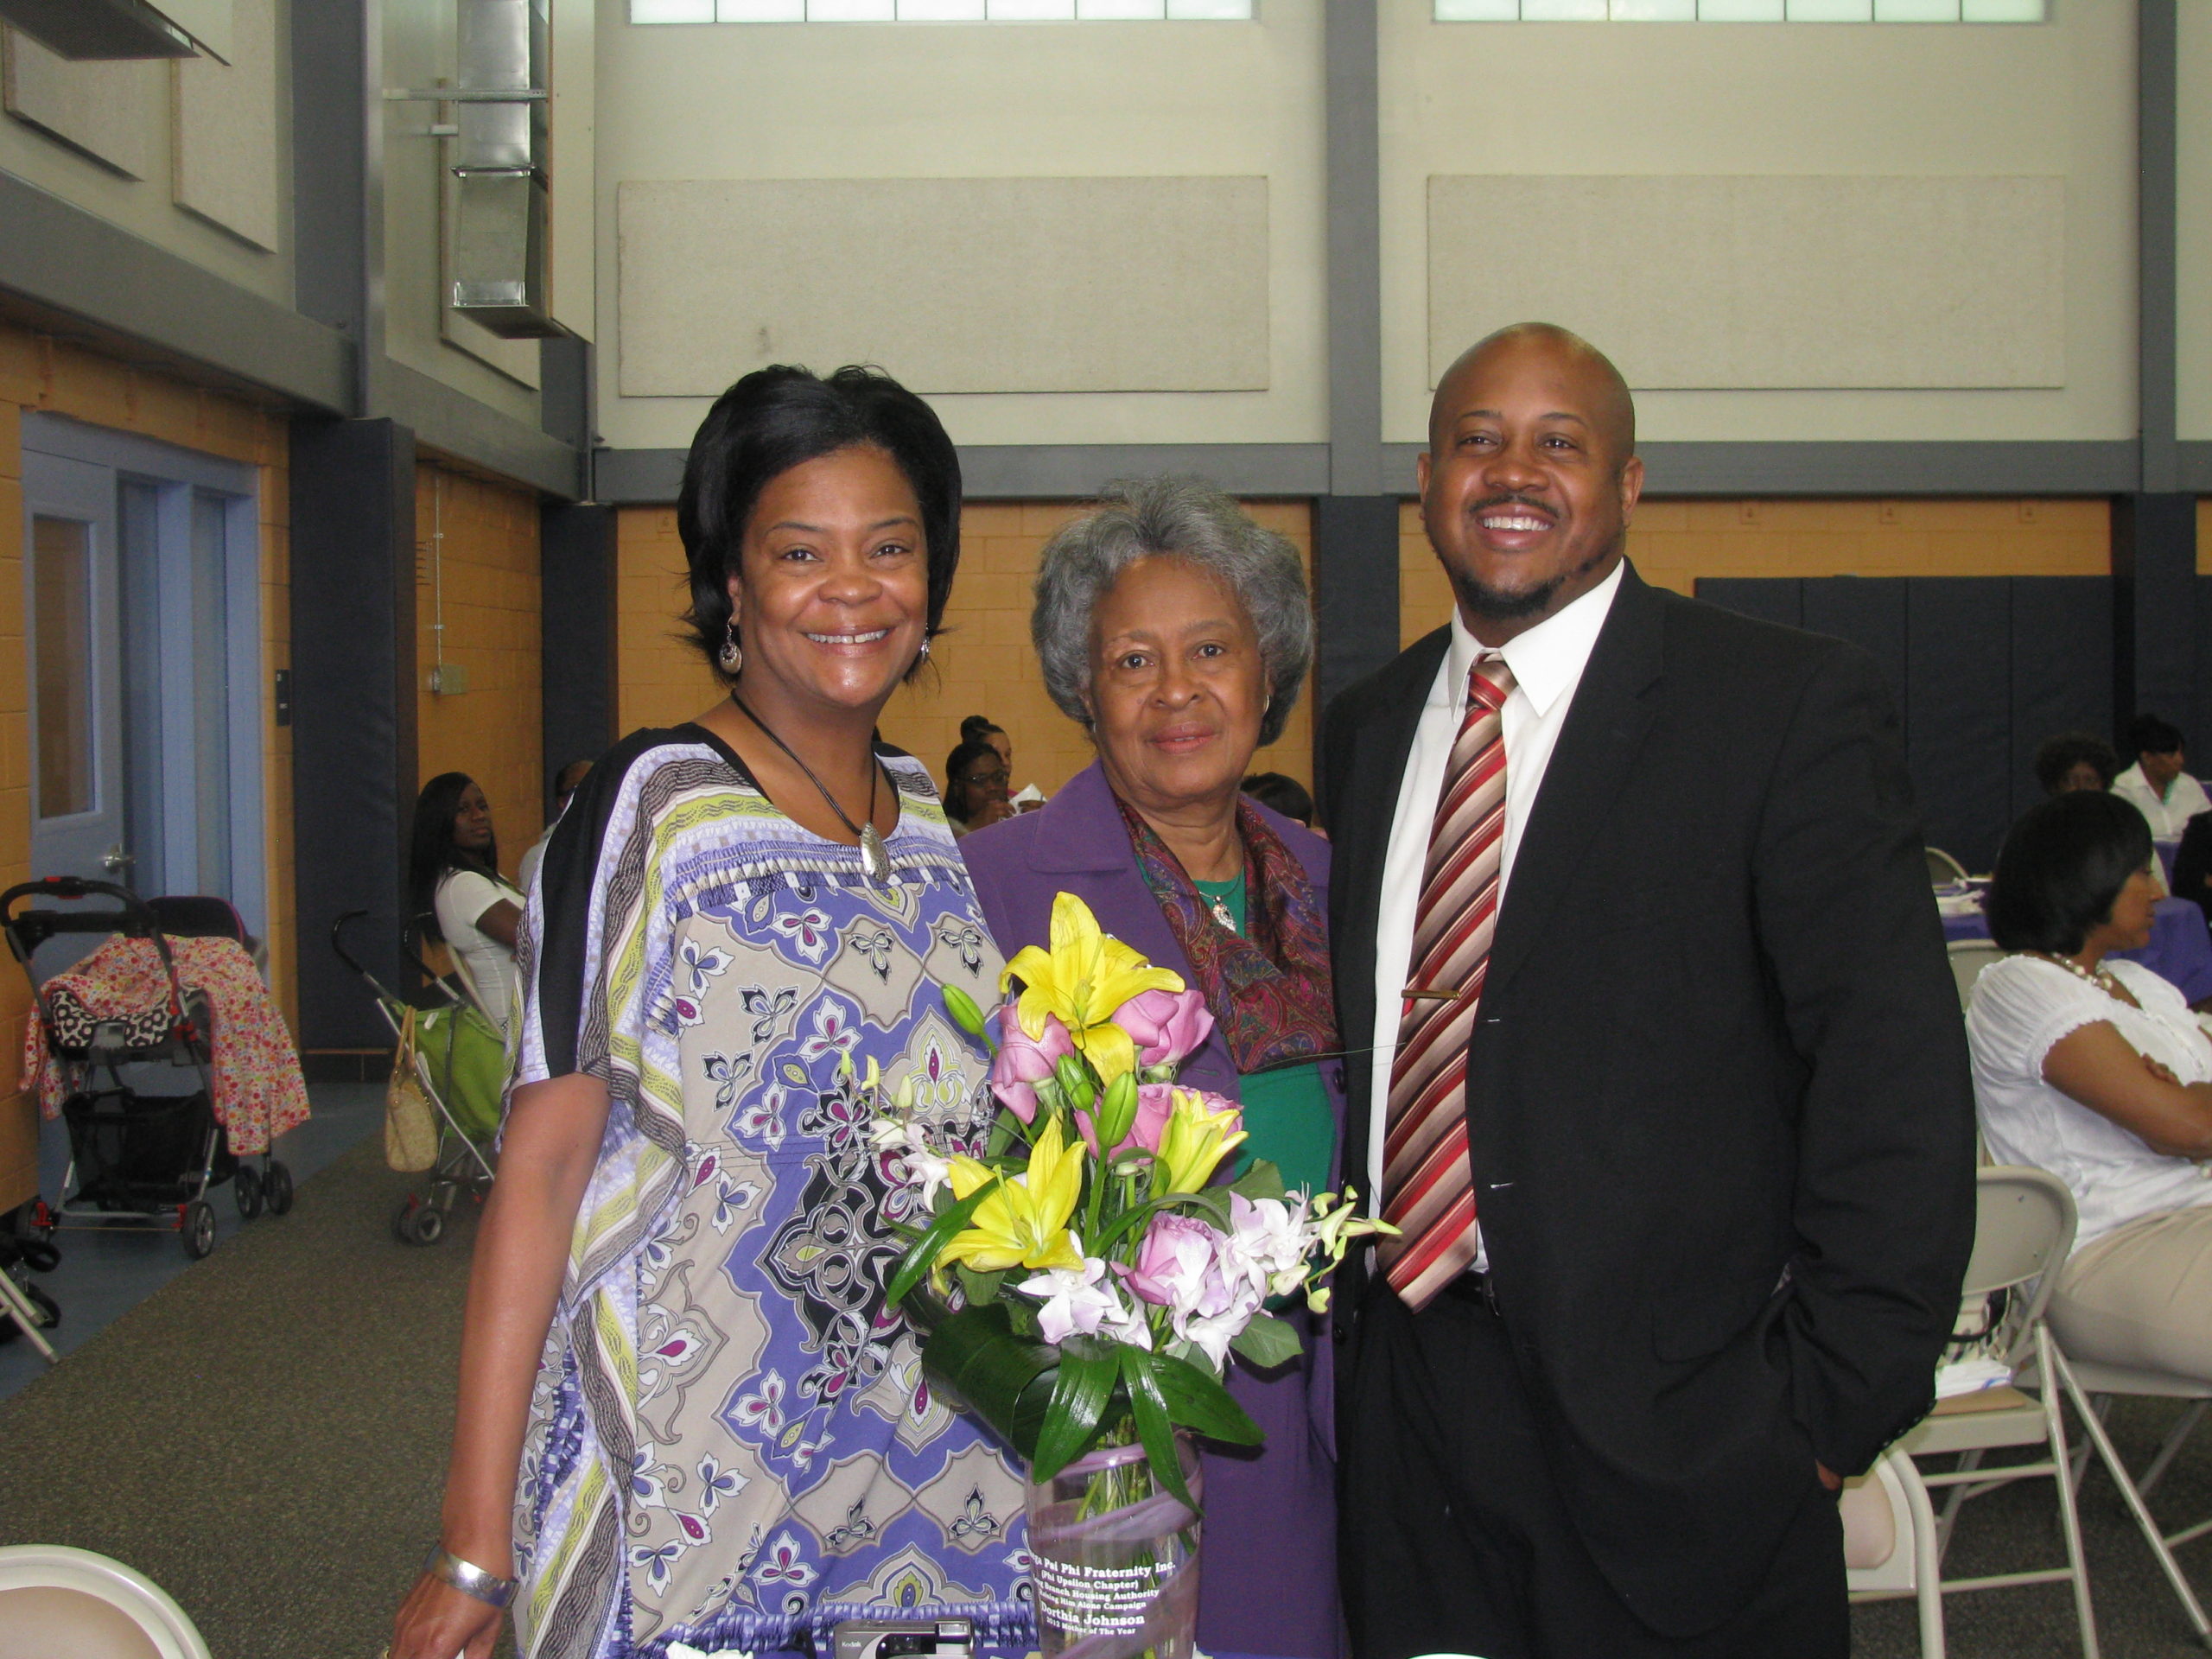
1031, 477, 1315, 747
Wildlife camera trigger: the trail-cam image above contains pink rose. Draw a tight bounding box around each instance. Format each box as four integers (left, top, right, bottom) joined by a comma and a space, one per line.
1116, 1212, 1226, 1312
988, 1006, 1074, 1124
1117, 987, 1214, 1069
1076, 1083, 1175, 1158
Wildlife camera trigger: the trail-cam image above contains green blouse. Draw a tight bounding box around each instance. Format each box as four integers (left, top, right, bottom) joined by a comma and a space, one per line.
1192, 869, 1338, 1198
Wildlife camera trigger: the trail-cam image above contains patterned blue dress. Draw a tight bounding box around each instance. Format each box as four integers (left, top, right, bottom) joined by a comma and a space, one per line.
510, 727, 1033, 1659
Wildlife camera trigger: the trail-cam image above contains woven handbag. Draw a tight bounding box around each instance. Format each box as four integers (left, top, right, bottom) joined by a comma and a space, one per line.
384, 1008, 439, 1173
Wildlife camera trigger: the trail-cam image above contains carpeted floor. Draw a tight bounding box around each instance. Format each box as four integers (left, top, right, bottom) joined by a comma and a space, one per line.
7, 1129, 2212, 1657
0, 1134, 494, 1659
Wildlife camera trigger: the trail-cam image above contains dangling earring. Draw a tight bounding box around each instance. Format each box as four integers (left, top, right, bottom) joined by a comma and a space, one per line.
917, 634, 932, 664
719, 619, 743, 675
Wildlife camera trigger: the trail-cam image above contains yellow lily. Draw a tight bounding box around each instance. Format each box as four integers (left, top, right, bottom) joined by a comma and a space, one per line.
1151, 1088, 1249, 1198
1001, 892, 1184, 1082
937, 1116, 1088, 1276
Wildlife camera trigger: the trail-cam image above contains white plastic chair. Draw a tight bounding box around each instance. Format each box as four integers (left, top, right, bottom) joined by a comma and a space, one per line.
0, 1546, 211, 1658
1899, 1166, 2098, 1656
1947, 939, 2005, 1013
1846, 1444, 1947, 1656
1928, 847, 1970, 887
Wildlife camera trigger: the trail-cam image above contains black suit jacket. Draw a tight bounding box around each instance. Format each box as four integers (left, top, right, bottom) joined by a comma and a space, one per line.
1320, 563, 1976, 1637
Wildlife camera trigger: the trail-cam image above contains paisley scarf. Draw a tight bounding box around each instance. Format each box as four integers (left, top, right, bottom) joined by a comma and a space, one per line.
1114, 793, 1338, 1076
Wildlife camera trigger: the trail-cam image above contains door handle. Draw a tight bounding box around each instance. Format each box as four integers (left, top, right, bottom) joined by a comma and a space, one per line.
100, 844, 135, 875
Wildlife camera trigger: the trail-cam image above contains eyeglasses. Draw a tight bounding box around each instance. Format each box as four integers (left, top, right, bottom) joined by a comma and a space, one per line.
962, 767, 1011, 788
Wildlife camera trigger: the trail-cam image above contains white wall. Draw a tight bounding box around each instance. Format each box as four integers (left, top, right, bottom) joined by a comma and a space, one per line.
590, 0, 1325, 451
0, 5, 291, 308
1378, 1, 2135, 449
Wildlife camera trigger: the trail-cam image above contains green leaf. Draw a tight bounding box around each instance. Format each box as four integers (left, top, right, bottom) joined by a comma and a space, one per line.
1120, 1346, 1201, 1517
918, 1302, 1058, 1461
1229, 1312, 1301, 1370
986, 1110, 1025, 1160
1031, 1337, 1120, 1483
1229, 1159, 1286, 1203
944, 984, 993, 1045
1148, 1347, 1262, 1445
886, 1175, 1001, 1311
954, 1264, 1006, 1310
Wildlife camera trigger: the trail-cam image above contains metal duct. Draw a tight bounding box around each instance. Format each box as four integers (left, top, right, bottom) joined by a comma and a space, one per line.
450, 0, 556, 338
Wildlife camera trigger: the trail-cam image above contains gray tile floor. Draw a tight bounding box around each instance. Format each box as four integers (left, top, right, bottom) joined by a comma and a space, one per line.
0, 1080, 385, 1401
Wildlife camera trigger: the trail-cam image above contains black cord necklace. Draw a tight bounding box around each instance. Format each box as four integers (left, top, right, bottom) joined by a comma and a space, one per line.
728, 690, 892, 884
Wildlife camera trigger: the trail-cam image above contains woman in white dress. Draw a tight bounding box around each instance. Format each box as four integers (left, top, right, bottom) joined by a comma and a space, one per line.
1968, 789, 2212, 1380
410, 771, 525, 1033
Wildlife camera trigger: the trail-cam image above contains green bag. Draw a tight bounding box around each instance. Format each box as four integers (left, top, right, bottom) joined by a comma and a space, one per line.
413, 1001, 509, 1142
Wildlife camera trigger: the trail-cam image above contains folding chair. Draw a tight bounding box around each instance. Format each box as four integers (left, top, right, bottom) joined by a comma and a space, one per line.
1947, 939, 2005, 1013
1846, 1444, 1948, 1657
1899, 1166, 2098, 1656
2024, 1354, 2212, 1643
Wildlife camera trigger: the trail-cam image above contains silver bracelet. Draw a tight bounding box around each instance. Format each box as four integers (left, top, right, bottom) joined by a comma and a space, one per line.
423, 1544, 518, 1608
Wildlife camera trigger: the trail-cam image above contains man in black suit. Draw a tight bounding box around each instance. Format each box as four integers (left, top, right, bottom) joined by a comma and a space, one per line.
1321, 323, 1975, 1656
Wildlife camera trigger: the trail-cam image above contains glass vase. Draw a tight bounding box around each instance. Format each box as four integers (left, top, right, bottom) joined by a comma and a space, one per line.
1024, 1427, 1202, 1659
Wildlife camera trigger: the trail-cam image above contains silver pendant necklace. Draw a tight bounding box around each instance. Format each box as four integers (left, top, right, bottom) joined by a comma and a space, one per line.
728, 691, 892, 884
1207, 893, 1237, 931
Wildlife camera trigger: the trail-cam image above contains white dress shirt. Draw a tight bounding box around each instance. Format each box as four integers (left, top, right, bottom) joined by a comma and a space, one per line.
1366, 561, 1626, 1266
2112, 762, 2212, 841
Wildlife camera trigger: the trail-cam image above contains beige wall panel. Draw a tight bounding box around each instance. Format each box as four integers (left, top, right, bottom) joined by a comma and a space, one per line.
3, 29, 157, 179
2177, 0, 2212, 440
1381, 4, 2133, 446
1427, 175, 2064, 392
593, 3, 1325, 450
619, 177, 1268, 399
172, 0, 279, 250
0, 17, 286, 304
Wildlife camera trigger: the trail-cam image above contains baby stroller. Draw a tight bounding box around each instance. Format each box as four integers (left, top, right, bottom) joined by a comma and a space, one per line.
3, 877, 289, 1261
329, 909, 500, 1246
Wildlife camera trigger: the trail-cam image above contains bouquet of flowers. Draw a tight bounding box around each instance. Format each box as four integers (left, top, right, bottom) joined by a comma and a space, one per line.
877, 892, 1385, 1513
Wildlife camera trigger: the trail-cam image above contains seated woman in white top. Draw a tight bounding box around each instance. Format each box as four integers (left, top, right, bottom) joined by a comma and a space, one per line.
2111, 712, 2212, 840
410, 772, 524, 1034
1968, 789, 2212, 1381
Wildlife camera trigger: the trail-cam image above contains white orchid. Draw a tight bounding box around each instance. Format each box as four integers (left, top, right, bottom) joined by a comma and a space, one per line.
1018, 1255, 1148, 1347
1220, 1192, 1319, 1300
870, 1112, 953, 1207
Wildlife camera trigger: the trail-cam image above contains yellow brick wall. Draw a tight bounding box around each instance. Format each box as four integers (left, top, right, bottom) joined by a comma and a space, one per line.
1399, 497, 2113, 648
0, 323, 291, 1212
415, 461, 544, 884
616, 499, 1318, 803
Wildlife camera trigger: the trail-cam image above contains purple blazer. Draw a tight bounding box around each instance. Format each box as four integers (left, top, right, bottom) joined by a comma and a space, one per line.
961, 760, 1345, 1659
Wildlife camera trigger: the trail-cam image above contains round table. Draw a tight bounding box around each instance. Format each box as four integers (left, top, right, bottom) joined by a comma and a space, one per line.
1942, 893, 2212, 1003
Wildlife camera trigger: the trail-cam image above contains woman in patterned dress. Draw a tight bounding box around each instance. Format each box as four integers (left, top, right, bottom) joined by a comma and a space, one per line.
392, 366, 1031, 1659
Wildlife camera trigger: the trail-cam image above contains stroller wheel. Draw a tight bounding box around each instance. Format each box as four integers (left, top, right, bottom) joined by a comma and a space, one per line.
234, 1164, 264, 1221
182, 1199, 217, 1260
391, 1198, 419, 1243
264, 1160, 295, 1216
405, 1205, 445, 1247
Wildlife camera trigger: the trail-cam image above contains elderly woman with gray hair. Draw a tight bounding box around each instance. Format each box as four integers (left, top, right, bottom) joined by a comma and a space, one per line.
962, 478, 1343, 1658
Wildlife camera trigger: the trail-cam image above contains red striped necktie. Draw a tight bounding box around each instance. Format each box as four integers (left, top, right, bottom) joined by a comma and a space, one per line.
1379, 656, 1514, 1312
